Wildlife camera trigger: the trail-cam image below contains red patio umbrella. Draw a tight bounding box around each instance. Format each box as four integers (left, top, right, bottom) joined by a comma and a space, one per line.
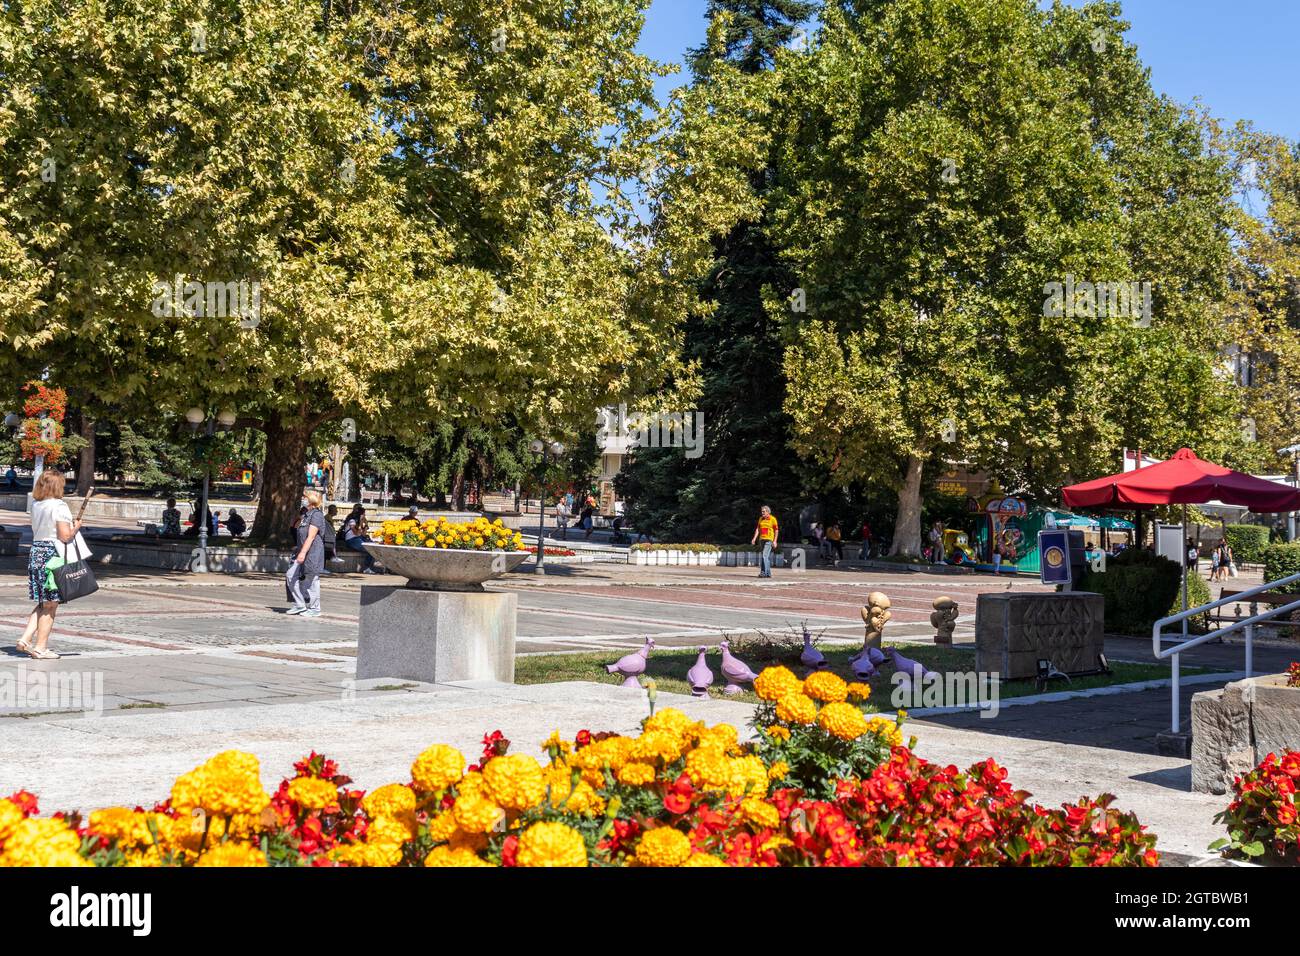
1061, 447, 1300, 512
1062, 448, 1300, 640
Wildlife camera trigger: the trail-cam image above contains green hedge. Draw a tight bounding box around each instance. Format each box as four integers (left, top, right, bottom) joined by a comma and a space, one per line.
1262, 543, 1300, 584
1079, 548, 1210, 636
1223, 524, 1270, 564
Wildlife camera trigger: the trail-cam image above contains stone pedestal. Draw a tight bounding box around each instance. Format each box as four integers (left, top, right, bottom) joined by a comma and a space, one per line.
1192, 675, 1300, 793
975, 591, 1104, 680
356, 586, 518, 684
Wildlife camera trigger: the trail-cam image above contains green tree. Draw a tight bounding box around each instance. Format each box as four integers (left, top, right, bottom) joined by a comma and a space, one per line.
620, 1, 815, 543
0, 0, 741, 543
766, 0, 1243, 554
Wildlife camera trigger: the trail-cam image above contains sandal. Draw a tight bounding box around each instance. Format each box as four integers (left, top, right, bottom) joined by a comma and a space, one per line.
29, 648, 60, 660
15, 639, 31, 654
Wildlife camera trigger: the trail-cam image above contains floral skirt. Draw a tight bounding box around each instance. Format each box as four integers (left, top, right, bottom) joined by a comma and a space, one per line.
28, 540, 60, 603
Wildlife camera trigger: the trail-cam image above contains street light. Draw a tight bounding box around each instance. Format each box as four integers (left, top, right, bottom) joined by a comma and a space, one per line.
529, 438, 566, 575
1281, 444, 1300, 542
186, 407, 238, 572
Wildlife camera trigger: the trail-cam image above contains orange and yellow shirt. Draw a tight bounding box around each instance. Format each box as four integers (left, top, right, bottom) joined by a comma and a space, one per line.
756, 515, 779, 541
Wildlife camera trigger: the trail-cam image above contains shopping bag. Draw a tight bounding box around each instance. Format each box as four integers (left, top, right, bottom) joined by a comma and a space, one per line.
52, 537, 98, 602
1228, 562, 1238, 578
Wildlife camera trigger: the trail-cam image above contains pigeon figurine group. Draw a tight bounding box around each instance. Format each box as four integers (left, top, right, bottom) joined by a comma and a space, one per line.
606, 637, 655, 688
719, 639, 758, 695
686, 646, 714, 698
848, 644, 886, 679
799, 624, 827, 672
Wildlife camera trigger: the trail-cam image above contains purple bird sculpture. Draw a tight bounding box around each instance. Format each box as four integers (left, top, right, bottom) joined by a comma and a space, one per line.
847, 647, 877, 679
606, 637, 654, 689
719, 639, 758, 695
800, 625, 827, 671
867, 646, 887, 667
686, 646, 714, 697
888, 647, 932, 683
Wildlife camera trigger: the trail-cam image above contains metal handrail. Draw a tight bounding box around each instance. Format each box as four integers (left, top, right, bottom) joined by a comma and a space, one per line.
1152, 571, 1300, 733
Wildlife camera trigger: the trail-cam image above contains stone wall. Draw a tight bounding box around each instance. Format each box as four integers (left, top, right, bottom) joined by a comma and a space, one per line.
975, 591, 1105, 680
1192, 675, 1300, 794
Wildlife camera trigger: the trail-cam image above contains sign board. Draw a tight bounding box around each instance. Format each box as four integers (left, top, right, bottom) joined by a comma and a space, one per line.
1039, 530, 1071, 585
1155, 523, 1184, 565
599, 480, 616, 517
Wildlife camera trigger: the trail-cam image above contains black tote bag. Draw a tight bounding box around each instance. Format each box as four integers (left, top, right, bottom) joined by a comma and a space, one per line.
53, 536, 99, 603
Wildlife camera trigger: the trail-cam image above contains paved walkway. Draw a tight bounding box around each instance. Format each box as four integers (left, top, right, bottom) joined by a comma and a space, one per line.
1, 538, 1294, 863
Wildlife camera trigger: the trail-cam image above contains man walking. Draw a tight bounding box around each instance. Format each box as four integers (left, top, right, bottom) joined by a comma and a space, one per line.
751, 505, 779, 579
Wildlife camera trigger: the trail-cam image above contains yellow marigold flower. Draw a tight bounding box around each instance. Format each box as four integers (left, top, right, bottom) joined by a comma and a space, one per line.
362, 783, 417, 820
726, 755, 769, 798
87, 807, 153, 846
694, 724, 739, 753
122, 846, 164, 868
767, 761, 790, 781
643, 707, 693, 737
634, 827, 692, 867
753, 665, 802, 701
515, 821, 588, 867
543, 767, 605, 816
332, 841, 402, 867
541, 730, 573, 761
483, 753, 548, 811
426, 811, 459, 844
760, 835, 794, 854
775, 692, 817, 725
803, 670, 849, 703
195, 842, 268, 867
171, 751, 270, 818
452, 793, 504, 834
0, 818, 89, 867
867, 716, 904, 748
765, 725, 791, 742
368, 814, 416, 845
818, 701, 870, 740
846, 682, 872, 702
740, 797, 780, 829
0, 799, 22, 842
411, 744, 465, 792
286, 777, 339, 811
683, 852, 728, 867
632, 730, 683, 764
457, 771, 487, 797
684, 749, 731, 792
615, 761, 656, 787
424, 845, 492, 867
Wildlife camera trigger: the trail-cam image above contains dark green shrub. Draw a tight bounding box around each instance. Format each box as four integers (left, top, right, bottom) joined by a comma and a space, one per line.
1079, 548, 1208, 636
1223, 524, 1270, 564
1262, 543, 1300, 584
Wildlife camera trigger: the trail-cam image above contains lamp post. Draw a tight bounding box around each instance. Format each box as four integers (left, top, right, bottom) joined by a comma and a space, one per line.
1281, 444, 1300, 542
529, 439, 565, 575
186, 406, 238, 572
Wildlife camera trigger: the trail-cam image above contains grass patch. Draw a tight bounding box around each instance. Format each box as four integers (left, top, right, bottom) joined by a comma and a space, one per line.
118, 701, 167, 709
373, 683, 417, 691
514, 639, 1221, 708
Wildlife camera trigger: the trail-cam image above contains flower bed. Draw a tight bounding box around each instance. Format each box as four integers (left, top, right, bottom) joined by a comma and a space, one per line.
1211, 750, 1300, 864
0, 667, 1157, 867
527, 546, 578, 557
377, 516, 524, 552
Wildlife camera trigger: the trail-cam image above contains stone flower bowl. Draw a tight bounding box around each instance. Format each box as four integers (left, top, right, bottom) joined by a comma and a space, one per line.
362, 543, 530, 591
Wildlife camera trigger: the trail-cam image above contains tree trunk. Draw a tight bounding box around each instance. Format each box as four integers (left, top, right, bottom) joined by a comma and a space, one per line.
889, 454, 925, 557
251, 414, 312, 546
75, 411, 95, 495
451, 470, 466, 511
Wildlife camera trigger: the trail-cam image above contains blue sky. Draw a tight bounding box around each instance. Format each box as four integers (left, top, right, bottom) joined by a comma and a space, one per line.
638, 0, 1300, 140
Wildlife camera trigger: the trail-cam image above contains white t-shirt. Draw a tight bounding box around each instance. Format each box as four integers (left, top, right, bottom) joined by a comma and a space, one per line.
30, 498, 73, 542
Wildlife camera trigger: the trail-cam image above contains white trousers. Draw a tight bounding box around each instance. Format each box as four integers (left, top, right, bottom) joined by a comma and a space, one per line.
286, 562, 321, 611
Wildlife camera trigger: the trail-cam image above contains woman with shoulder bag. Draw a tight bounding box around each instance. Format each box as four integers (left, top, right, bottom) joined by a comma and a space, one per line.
286, 490, 328, 617
15, 471, 86, 659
